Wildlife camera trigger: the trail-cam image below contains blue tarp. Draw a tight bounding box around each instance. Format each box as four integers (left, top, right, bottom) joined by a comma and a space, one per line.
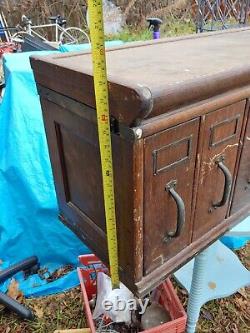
0, 40, 124, 297
59, 40, 124, 53
221, 217, 250, 250
0, 51, 91, 297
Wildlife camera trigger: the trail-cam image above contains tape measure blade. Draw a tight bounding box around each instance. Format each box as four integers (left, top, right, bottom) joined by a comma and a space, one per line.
88, 0, 120, 289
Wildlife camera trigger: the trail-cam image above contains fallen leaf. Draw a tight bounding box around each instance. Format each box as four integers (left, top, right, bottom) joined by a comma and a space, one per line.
46, 265, 74, 282
7, 279, 23, 300
5, 327, 11, 333
201, 308, 214, 321
235, 296, 248, 311
231, 323, 239, 333
33, 305, 44, 319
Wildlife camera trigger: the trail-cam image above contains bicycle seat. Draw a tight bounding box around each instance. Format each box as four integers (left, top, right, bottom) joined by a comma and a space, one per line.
49, 15, 66, 27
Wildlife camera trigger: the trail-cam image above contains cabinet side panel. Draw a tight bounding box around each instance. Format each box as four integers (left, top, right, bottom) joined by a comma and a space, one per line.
40, 96, 139, 290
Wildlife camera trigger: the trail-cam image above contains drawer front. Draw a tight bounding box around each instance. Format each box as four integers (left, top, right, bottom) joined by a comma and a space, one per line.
193, 101, 245, 240
144, 118, 200, 274
231, 106, 250, 214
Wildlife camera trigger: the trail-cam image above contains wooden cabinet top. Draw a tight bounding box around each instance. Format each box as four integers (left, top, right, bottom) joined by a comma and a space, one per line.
31, 28, 250, 125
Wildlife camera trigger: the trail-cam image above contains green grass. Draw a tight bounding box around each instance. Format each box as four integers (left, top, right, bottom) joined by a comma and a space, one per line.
0, 287, 86, 333
105, 27, 152, 42
105, 17, 196, 42
161, 17, 196, 37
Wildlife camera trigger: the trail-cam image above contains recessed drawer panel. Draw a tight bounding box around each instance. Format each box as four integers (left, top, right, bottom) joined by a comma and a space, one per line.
210, 115, 240, 147
153, 136, 193, 175
144, 118, 200, 274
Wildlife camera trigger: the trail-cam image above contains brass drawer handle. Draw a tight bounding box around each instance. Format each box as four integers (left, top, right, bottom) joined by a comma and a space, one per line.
164, 180, 186, 242
213, 156, 233, 208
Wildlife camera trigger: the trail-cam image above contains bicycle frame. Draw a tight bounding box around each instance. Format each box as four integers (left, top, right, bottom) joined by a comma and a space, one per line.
24, 22, 65, 43
14, 16, 90, 45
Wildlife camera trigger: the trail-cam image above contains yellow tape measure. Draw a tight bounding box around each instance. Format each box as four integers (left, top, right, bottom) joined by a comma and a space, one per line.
88, 0, 120, 289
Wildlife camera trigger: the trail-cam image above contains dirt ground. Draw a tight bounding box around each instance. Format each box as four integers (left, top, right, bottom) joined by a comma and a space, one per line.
0, 243, 249, 333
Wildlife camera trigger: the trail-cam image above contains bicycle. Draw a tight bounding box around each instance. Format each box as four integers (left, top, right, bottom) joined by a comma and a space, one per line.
11, 15, 90, 46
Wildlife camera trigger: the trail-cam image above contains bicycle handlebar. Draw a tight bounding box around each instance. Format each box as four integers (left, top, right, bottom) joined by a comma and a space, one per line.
21, 15, 32, 26
20, 14, 67, 28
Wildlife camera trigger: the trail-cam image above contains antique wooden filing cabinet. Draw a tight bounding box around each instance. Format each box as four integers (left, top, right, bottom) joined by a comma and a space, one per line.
31, 28, 250, 296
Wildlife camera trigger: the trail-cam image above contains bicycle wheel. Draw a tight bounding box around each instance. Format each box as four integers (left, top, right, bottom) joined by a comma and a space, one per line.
60, 27, 90, 45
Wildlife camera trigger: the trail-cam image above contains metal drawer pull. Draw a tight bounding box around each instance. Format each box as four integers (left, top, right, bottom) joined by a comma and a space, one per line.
213, 157, 233, 208
164, 180, 185, 242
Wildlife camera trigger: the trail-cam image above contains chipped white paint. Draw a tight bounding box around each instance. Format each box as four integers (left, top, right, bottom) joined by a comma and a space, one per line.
152, 254, 164, 266
135, 128, 143, 139
205, 143, 239, 169
200, 143, 239, 185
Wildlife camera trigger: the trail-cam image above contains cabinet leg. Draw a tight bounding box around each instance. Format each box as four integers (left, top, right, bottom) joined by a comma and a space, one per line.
186, 247, 210, 333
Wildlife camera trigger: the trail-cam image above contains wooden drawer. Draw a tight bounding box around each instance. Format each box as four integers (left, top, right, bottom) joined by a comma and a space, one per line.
231, 106, 250, 214
144, 119, 200, 274
193, 101, 245, 240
